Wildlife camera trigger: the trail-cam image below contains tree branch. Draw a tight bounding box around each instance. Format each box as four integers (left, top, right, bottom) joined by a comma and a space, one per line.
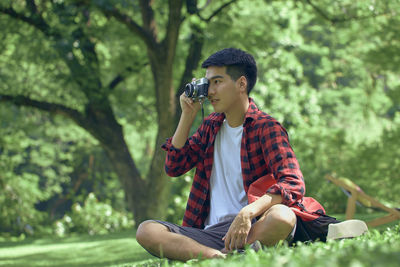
198, 0, 212, 11
25, 0, 37, 15
304, 0, 334, 22
163, 0, 184, 61
0, 94, 85, 124
139, 0, 158, 40
176, 24, 204, 98
202, 0, 238, 22
0, 3, 101, 95
174, 23, 204, 125
0, 4, 61, 38
107, 63, 149, 90
100, 6, 158, 51
305, 0, 394, 24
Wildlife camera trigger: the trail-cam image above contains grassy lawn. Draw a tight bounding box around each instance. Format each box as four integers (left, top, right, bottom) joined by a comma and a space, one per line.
0, 214, 399, 267
0, 230, 154, 267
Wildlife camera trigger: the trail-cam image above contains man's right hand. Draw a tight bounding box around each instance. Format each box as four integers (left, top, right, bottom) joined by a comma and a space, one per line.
171, 83, 202, 149
179, 92, 202, 118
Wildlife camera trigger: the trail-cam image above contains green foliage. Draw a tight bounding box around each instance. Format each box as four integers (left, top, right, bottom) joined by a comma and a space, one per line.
1, 0, 400, 235
325, 120, 400, 209
54, 193, 134, 237
0, 104, 127, 237
166, 173, 193, 224
208, 0, 400, 213
184, 0, 400, 215
0, 106, 80, 235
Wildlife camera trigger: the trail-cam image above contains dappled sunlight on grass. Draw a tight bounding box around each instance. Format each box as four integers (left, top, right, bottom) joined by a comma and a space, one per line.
0, 231, 155, 267
1, 224, 399, 267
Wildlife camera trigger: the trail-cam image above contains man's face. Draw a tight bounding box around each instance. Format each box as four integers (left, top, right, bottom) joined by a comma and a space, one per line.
205, 66, 243, 114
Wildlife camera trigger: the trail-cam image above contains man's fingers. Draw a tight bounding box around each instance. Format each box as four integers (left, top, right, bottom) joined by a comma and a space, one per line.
227, 234, 236, 251
227, 234, 244, 251
236, 234, 246, 249
224, 233, 232, 251
229, 233, 248, 250
180, 93, 192, 103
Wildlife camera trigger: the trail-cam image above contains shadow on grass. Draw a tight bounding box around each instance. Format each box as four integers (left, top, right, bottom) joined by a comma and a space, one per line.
0, 230, 157, 267
0, 229, 137, 248
1, 249, 151, 267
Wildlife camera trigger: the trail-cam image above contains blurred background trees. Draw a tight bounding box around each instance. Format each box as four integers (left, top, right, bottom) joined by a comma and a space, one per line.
0, 0, 399, 237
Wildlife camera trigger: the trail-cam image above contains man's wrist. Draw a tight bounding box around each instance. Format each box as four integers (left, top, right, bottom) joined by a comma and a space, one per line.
171, 112, 197, 148
241, 193, 283, 220
181, 111, 197, 122
239, 206, 255, 220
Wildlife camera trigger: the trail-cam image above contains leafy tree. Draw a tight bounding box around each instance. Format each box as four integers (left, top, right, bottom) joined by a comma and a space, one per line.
196, 0, 400, 212
1, 0, 399, 232
0, 104, 92, 234
0, 0, 238, 225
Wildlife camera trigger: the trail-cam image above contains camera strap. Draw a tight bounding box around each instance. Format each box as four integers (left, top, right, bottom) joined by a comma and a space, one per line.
199, 99, 205, 121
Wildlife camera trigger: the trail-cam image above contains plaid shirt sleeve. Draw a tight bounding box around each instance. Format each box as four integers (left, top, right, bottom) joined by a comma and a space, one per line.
161, 126, 204, 177
260, 121, 305, 206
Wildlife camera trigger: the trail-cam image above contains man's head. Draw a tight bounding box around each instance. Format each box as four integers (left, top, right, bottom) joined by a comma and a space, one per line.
201, 48, 257, 94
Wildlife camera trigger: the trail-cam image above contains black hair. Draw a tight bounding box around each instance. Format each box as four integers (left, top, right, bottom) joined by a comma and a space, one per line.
201, 48, 257, 94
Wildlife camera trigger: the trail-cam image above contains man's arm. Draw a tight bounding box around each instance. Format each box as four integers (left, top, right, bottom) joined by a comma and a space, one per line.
223, 193, 282, 251
171, 93, 201, 148
161, 92, 203, 177
240, 193, 283, 220
261, 122, 305, 206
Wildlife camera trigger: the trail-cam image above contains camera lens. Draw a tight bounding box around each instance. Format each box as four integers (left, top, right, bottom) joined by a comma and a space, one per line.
185, 83, 195, 98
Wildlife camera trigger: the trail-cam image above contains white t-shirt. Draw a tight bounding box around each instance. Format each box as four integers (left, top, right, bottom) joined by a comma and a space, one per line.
204, 119, 248, 229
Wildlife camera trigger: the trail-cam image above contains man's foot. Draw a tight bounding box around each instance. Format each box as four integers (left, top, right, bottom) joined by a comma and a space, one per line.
221, 240, 262, 254
249, 240, 262, 251
211, 251, 227, 259
327, 219, 368, 240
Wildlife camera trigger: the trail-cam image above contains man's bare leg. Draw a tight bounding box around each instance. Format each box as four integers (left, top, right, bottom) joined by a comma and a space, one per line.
246, 204, 296, 246
136, 220, 225, 261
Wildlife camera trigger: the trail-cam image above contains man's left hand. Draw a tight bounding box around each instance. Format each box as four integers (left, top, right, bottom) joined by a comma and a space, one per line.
222, 211, 252, 251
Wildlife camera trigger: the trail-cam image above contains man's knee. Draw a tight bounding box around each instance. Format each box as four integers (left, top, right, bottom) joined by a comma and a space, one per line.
251, 204, 296, 246
136, 220, 169, 247
265, 204, 296, 229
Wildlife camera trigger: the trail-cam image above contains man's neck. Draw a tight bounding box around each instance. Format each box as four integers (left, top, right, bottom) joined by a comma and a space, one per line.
225, 97, 250, 128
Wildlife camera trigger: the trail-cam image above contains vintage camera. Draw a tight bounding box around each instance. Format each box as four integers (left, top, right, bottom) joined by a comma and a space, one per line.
185, 78, 209, 102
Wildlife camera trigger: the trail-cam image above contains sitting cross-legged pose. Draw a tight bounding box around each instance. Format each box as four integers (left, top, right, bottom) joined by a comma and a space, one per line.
136, 48, 367, 262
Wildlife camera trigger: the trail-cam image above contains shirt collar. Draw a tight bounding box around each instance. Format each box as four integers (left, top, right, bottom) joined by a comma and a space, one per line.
244, 98, 259, 123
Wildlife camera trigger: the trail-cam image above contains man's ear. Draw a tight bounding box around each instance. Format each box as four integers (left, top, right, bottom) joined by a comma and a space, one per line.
238, 76, 248, 93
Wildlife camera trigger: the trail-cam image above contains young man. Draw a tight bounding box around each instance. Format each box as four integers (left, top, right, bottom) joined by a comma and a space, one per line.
136, 48, 367, 261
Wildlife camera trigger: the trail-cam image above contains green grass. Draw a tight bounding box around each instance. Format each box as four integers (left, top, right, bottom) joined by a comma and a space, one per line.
0, 216, 399, 267
165, 228, 400, 267
0, 230, 153, 267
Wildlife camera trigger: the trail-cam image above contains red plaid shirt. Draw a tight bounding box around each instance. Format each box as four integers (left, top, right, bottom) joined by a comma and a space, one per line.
162, 99, 306, 228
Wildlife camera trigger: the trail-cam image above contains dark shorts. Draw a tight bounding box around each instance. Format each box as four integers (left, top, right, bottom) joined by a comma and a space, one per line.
292, 214, 341, 243
153, 214, 339, 250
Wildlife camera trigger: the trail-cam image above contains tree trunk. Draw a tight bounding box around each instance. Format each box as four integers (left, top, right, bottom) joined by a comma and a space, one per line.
79, 101, 153, 224
144, 55, 177, 222
79, 91, 176, 224
137, 0, 184, 222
